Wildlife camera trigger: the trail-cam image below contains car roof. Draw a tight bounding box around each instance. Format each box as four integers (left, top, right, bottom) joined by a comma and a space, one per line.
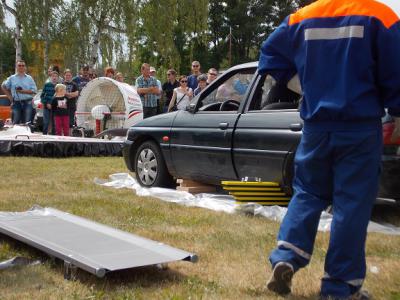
225, 62, 258, 72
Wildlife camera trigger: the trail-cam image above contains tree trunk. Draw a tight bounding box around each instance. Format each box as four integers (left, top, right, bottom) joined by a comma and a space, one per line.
43, 0, 50, 77
14, 18, 22, 63
90, 26, 102, 68
1, 0, 22, 68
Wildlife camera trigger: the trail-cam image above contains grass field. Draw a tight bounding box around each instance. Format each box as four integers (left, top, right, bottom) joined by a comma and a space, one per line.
0, 157, 399, 300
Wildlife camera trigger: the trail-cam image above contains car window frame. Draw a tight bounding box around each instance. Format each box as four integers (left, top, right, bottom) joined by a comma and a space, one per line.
193, 67, 258, 114
243, 73, 301, 114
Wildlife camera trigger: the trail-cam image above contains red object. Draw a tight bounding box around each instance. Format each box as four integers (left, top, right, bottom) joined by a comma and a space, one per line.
37, 102, 43, 109
54, 115, 70, 136
162, 136, 169, 142
95, 119, 101, 135
0, 106, 11, 120
383, 122, 400, 145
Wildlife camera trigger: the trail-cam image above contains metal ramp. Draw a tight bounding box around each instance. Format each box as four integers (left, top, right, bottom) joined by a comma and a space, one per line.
0, 206, 197, 278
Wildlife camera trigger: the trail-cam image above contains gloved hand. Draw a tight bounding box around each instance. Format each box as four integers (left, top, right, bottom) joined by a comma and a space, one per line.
391, 117, 400, 143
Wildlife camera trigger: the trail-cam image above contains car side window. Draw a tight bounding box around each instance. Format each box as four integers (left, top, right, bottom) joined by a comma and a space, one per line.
249, 74, 301, 111
198, 70, 254, 112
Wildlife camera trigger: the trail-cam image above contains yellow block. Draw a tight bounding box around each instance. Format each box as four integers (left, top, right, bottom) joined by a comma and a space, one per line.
236, 201, 289, 206
230, 192, 287, 196
234, 196, 291, 201
221, 181, 280, 187
222, 186, 282, 191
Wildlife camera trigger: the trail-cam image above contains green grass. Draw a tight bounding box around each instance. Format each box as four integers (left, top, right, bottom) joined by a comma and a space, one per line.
0, 157, 399, 299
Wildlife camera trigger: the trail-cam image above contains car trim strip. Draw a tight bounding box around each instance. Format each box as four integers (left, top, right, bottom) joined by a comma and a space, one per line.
169, 144, 230, 153
234, 148, 288, 155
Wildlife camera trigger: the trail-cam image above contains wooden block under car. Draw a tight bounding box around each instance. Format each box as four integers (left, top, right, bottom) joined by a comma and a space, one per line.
176, 178, 217, 194
176, 186, 217, 193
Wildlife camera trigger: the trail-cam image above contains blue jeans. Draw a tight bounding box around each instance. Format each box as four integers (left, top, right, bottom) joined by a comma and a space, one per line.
68, 107, 76, 128
43, 107, 55, 134
12, 100, 32, 124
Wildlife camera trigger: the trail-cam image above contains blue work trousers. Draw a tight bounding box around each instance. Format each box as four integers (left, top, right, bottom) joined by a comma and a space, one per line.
12, 99, 32, 124
270, 127, 382, 298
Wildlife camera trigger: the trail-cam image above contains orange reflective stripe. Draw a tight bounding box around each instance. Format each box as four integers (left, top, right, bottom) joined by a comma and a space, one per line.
289, 0, 399, 29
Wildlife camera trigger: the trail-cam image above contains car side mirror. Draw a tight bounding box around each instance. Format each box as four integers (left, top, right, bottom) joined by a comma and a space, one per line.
187, 102, 196, 113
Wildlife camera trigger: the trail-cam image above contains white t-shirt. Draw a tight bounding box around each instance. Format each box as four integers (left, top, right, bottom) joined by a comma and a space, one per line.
174, 87, 192, 110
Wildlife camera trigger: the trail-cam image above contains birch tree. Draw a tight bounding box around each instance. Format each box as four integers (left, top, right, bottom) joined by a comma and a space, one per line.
76, 0, 133, 68
16, 0, 64, 75
1, 0, 22, 65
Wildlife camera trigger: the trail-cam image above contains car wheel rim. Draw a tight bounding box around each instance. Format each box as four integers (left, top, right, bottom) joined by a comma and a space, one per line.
137, 148, 158, 185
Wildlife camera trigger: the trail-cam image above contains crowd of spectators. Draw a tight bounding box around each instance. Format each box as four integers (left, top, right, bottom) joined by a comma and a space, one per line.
135, 61, 218, 118
0, 59, 219, 135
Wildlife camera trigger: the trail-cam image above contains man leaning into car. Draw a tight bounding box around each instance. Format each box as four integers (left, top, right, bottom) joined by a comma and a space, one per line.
259, 1, 400, 299
1, 60, 37, 124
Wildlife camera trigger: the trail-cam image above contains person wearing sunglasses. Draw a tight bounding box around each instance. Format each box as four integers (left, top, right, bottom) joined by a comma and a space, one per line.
207, 68, 218, 84
168, 76, 193, 112
187, 60, 201, 90
1, 60, 37, 125
162, 69, 179, 113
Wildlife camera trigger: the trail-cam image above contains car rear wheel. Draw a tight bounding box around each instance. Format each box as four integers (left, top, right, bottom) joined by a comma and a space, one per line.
134, 140, 174, 188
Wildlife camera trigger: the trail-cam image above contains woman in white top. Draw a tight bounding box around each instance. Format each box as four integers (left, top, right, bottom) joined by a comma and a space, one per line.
168, 75, 193, 112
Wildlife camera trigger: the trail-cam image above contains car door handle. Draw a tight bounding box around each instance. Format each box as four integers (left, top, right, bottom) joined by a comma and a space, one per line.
219, 122, 229, 130
289, 123, 303, 132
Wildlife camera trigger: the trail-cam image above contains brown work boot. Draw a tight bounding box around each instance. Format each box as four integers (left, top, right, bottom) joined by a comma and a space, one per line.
266, 262, 294, 295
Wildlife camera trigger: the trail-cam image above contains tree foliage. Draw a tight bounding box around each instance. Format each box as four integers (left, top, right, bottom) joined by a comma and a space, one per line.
1, 0, 315, 84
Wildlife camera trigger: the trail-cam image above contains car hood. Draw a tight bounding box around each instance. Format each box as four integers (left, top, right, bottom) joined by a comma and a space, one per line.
132, 111, 179, 128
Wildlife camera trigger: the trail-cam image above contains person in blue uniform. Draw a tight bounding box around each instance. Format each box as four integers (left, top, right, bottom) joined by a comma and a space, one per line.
258, 1, 400, 299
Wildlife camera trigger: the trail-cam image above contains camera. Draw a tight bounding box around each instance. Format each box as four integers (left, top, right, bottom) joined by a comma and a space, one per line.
16, 86, 23, 91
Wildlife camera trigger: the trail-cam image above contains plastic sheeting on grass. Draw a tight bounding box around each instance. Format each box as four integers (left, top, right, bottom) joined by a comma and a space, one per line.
0, 257, 41, 270
95, 173, 400, 236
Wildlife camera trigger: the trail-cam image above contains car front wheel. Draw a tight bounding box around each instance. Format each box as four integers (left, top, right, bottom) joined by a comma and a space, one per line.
134, 140, 174, 188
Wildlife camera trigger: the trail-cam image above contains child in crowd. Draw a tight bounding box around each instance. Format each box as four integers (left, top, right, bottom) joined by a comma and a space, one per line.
51, 84, 69, 136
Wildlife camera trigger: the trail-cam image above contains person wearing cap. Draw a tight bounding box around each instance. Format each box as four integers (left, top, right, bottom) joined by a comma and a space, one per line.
150, 66, 162, 114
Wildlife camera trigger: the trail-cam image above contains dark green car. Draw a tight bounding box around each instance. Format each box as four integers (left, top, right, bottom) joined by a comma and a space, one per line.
123, 62, 400, 201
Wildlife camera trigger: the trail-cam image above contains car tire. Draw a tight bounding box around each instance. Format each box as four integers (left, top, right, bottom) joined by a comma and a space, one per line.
134, 140, 174, 188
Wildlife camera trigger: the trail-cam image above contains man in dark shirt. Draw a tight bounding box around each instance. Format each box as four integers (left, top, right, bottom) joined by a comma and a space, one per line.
63, 69, 79, 131
161, 69, 179, 113
187, 60, 201, 90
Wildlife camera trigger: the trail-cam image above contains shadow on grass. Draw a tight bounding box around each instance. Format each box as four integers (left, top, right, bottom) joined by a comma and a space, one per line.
244, 285, 322, 299
70, 264, 187, 289
1, 234, 188, 291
